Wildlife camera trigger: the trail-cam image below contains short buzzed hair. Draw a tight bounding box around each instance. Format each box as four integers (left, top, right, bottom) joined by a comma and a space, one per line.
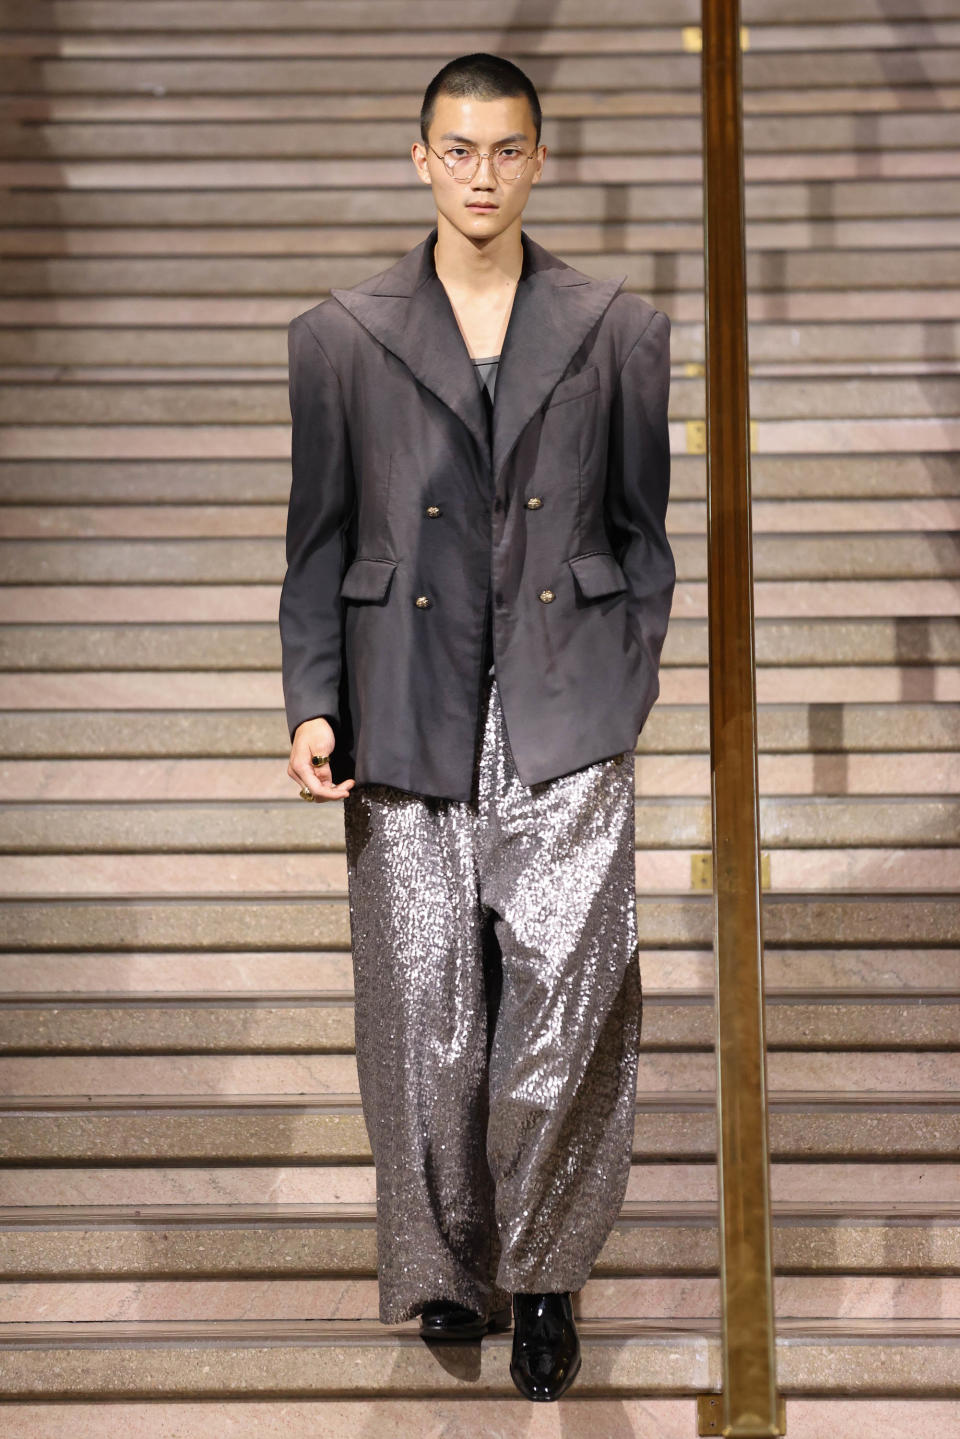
420, 52, 542, 147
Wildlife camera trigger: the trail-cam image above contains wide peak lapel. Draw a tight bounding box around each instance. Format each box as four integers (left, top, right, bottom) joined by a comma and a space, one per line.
330, 229, 491, 465
491, 235, 627, 480
329, 227, 628, 481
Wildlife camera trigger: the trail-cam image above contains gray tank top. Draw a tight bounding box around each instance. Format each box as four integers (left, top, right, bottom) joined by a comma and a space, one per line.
473, 353, 500, 404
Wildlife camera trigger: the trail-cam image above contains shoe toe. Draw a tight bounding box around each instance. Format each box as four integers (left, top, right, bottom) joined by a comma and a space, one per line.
419, 1299, 507, 1340
509, 1293, 581, 1401
510, 1351, 581, 1402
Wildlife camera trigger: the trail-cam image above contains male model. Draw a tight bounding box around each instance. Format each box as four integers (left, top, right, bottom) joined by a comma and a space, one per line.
279, 53, 675, 1403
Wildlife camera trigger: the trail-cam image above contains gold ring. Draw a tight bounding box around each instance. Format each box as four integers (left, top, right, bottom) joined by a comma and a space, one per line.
311, 753, 329, 767
299, 787, 313, 800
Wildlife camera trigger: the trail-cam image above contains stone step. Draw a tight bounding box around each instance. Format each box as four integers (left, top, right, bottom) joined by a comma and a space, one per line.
0, 59, 957, 105
1, 1091, 957, 1164
3, 752, 957, 801
7, 1049, 960, 1099
2, 247, 960, 298
9, 113, 960, 162
3, 130, 959, 180
1, 1052, 955, 1099
5, 577, 959, 622
2, 1160, 955, 1209
4, 10, 960, 51
1, 946, 955, 995
6, 498, 960, 540
4, 372, 960, 423
5, 667, 960, 710
667, 578, 960, 613
3, 221, 960, 273
3, 319, 960, 370
5, 751, 960, 803
1, 535, 956, 584
1, 990, 953, 1055
2, 892, 956, 950
4, 500, 960, 541
1, 703, 956, 758
4, 0, 960, 33
2, 453, 954, 503
1, 1200, 954, 1278
4, 616, 960, 671
3, 847, 957, 896
4, 178, 960, 232
0, 1399, 951, 1439
3, 146, 959, 189
16, 30, 960, 70
0, 374, 955, 428
5, 289, 956, 328
0, 1315, 956, 1399
1, 1274, 956, 1324
552, 584, 937, 622
2, 795, 957, 854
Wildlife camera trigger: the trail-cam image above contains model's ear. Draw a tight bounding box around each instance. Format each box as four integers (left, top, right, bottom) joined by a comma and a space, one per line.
410, 141, 430, 184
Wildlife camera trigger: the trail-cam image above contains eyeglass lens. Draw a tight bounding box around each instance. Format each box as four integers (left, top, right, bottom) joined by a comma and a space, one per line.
445, 147, 528, 180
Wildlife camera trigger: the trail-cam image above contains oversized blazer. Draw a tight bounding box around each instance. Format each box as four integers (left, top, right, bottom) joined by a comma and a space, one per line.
279, 223, 675, 802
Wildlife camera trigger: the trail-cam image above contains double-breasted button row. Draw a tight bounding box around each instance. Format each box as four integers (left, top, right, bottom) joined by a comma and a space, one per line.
424, 497, 542, 515
419, 504, 437, 608
415, 494, 549, 607
416, 587, 555, 607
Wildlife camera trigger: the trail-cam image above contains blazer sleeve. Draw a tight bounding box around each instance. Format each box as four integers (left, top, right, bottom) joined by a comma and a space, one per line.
279, 315, 356, 744
604, 307, 676, 685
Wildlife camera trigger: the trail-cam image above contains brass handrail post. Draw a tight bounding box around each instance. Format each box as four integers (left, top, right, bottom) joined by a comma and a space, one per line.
698, 1, 783, 1435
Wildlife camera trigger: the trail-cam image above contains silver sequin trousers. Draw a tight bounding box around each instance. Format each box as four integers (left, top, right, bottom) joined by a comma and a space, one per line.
342, 671, 642, 1325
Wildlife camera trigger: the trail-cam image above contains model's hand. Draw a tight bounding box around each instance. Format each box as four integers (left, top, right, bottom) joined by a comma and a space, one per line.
288, 717, 356, 802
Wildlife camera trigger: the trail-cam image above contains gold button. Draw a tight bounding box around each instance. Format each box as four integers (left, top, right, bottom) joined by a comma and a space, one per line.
425, 505, 441, 517
538, 588, 555, 603
525, 496, 543, 509
415, 595, 431, 608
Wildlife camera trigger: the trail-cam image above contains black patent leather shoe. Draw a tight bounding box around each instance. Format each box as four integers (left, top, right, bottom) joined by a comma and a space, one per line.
419, 1298, 513, 1340
509, 1290, 582, 1401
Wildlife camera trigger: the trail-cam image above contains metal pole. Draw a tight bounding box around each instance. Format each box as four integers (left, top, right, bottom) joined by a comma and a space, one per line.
699, 1, 782, 1433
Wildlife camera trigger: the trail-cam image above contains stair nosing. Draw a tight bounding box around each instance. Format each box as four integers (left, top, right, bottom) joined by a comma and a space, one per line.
1, 1089, 958, 1113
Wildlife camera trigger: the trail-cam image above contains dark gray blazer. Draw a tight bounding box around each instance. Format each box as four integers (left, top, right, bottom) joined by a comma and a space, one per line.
279, 224, 675, 802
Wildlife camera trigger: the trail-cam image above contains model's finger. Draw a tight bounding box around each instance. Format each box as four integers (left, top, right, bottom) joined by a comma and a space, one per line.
293, 759, 331, 795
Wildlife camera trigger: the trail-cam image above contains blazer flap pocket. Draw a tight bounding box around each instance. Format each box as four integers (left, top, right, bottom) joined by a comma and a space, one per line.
340, 557, 397, 602
546, 364, 600, 408
568, 550, 629, 599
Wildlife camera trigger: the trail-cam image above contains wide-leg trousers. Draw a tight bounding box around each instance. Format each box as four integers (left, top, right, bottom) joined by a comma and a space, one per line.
342, 669, 642, 1325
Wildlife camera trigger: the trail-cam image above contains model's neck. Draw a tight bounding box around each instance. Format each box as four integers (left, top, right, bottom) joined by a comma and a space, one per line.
432, 216, 524, 296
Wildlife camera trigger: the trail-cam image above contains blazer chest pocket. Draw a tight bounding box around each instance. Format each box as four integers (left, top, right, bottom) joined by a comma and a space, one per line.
546, 363, 600, 409
340, 557, 397, 602
568, 550, 628, 599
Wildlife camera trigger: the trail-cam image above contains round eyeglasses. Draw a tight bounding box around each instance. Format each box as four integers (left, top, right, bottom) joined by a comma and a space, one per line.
427, 142, 536, 183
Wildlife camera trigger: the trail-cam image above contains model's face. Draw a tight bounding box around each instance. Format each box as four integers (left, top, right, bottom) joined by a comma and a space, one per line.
412, 93, 545, 240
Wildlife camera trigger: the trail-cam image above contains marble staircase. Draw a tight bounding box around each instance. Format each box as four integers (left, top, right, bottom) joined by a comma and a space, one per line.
0, 1, 958, 1433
